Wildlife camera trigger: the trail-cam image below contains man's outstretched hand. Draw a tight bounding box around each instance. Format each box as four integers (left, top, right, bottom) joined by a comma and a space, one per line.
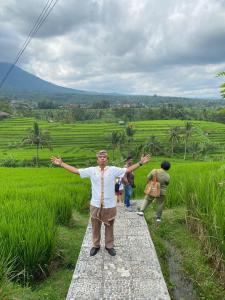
139, 154, 151, 165
51, 156, 62, 166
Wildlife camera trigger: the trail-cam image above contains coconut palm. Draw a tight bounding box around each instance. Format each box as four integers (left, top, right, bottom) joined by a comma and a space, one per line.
217, 71, 225, 99
189, 142, 203, 160
183, 122, 193, 160
21, 122, 52, 166
125, 124, 135, 151
169, 126, 180, 157
110, 130, 122, 160
146, 135, 161, 156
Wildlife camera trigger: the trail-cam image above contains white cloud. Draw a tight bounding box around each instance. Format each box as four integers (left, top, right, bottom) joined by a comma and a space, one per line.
0, 0, 225, 97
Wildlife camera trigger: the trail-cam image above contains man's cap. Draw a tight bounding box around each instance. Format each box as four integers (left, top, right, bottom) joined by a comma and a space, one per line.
96, 150, 108, 157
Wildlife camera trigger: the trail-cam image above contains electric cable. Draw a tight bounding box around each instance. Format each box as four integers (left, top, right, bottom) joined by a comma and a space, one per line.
0, 0, 59, 89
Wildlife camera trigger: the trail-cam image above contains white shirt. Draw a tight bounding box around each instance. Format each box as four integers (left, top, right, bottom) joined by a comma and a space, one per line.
116, 177, 124, 191
78, 166, 127, 208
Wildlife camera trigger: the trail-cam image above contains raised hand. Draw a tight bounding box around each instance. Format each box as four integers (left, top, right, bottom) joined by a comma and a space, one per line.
140, 154, 151, 165
51, 156, 62, 166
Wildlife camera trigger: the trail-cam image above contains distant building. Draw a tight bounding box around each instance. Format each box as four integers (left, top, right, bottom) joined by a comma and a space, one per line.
118, 120, 125, 125
0, 111, 10, 120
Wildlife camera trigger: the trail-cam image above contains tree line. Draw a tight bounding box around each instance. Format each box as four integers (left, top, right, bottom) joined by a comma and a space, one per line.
109, 122, 216, 161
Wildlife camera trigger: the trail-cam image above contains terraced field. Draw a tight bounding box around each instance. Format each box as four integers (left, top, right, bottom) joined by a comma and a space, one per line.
0, 117, 225, 165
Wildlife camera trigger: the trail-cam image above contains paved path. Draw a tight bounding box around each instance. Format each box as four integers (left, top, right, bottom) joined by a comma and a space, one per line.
66, 201, 170, 300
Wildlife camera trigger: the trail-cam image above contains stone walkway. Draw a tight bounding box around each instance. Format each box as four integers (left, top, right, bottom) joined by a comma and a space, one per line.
66, 201, 170, 300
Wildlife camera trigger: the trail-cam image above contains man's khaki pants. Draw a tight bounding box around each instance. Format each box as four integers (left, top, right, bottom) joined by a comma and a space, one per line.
91, 217, 115, 249
140, 194, 165, 219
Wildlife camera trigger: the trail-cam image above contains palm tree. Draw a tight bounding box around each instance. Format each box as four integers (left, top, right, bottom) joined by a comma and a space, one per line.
21, 122, 52, 166
183, 122, 193, 160
118, 131, 126, 151
110, 130, 122, 160
189, 142, 203, 160
125, 124, 135, 151
146, 135, 161, 156
217, 71, 225, 99
129, 143, 145, 160
169, 126, 180, 157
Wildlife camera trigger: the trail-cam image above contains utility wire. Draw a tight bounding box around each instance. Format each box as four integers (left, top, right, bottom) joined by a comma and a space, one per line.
0, 0, 59, 89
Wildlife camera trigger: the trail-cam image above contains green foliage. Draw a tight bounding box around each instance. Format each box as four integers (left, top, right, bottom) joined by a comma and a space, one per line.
109, 130, 124, 159
0, 212, 89, 300
91, 100, 110, 109
0, 118, 225, 166
217, 71, 225, 99
135, 160, 225, 284
215, 108, 225, 123
21, 122, 52, 166
0, 99, 12, 114
144, 135, 161, 156
37, 100, 59, 109
169, 126, 181, 157
125, 123, 136, 137
146, 207, 225, 299
183, 121, 193, 160
0, 168, 90, 283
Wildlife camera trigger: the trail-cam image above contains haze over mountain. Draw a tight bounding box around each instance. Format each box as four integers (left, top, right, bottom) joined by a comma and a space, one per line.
0, 62, 221, 107
0, 62, 94, 95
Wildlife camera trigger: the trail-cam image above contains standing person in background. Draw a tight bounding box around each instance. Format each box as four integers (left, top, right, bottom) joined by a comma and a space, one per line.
115, 177, 124, 205
123, 156, 135, 211
137, 161, 171, 222
51, 151, 151, 257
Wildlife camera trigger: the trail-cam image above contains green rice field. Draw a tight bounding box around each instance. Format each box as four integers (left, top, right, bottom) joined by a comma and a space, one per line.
0, 160, 224, 285
0, 117, 225, 165
0, 117, 225, 290
0, 168, 90, 283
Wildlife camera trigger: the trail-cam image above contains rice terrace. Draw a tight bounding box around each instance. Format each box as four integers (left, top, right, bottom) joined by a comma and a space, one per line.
1, 0, 225, 299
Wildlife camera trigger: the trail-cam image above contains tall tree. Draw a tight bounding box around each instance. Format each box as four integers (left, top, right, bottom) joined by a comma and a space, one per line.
217, 71, 225, 99
189, 142, 203, 160
110, 130, 122, 160
125, 124, 135, 152
183, 122, 193, 160
21, 122, 52, 166
146, 135, 161, 155
169, 126, 180, 157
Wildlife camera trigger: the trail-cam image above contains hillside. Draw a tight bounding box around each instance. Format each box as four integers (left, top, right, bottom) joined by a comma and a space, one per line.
0, 118, 225, 165
0, 62, 91, 95
0, 63, 222, 105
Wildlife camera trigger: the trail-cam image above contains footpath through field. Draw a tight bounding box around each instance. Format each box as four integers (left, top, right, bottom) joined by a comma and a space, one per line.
66, 200, 170, 300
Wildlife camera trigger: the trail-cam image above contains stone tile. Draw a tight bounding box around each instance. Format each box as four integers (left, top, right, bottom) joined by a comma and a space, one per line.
103, 278, 132, 300
73, 258, 103, 279
66, 200, 170, 300
67, 277, 102, 300
103, 260, 131, 280
131, 277, 170, 300
130, 260, 162, 277
104, 246, 130, 261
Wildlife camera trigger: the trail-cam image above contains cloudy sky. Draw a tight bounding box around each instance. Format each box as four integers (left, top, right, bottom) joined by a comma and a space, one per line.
1, 0, 225, 98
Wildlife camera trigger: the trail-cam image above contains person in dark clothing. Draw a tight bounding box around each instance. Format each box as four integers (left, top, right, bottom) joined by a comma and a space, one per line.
123, 156, 135, 211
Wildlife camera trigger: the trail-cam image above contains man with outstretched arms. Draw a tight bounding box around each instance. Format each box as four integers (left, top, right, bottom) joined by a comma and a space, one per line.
51, 150, 150, 256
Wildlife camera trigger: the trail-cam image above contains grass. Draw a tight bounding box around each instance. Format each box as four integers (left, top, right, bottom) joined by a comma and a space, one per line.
0, 159, 224, 298
0, 168, 90, 284
0, 210, 89, 300
144, 206, 225, 299
1, 117, 225, 165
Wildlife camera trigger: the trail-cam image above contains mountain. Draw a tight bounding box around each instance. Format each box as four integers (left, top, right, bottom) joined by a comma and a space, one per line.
0, 62, 94, 95
0, 62, 221, 106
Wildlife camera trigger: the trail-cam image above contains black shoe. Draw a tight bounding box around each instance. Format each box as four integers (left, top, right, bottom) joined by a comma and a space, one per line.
105, 247, 116, 256
90, 247, 100, 256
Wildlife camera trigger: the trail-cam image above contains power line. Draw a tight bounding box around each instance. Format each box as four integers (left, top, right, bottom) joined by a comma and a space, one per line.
0, 0, 59, 89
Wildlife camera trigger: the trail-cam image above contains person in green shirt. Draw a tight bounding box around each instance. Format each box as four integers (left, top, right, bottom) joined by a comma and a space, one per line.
137, 161, 171, 222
